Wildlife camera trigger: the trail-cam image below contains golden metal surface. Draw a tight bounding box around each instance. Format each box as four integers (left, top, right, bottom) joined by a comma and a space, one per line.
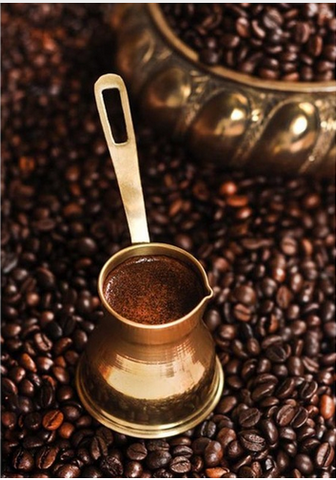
94, 74, 149, 244
110, 3, 336, 176
76, 243, 224, 438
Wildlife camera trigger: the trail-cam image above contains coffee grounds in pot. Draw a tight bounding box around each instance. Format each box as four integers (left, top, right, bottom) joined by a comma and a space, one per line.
103, 255, 204, 324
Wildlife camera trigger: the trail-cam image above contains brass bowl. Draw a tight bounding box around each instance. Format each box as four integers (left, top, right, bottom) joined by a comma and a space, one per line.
110, 4, 336, 176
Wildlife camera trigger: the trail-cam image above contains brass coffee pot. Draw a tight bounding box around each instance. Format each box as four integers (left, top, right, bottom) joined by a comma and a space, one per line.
76, 74, 223, 438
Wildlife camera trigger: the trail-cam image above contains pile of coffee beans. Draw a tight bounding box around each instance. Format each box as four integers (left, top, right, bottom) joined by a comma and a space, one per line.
161, 4, 336, 82
2, 4, 335, 478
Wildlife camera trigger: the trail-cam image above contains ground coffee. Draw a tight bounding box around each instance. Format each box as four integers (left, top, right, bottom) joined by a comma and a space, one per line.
103, 255, 204, 324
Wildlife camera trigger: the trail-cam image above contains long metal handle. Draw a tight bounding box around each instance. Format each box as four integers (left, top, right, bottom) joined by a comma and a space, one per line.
94, 74, 150, 244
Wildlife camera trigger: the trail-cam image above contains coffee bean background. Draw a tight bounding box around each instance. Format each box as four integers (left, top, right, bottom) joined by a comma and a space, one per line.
1, 4, 335, 478
161, 4, 336, 82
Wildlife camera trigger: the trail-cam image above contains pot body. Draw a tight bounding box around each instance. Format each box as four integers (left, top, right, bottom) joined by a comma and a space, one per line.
76, 243, 224, 438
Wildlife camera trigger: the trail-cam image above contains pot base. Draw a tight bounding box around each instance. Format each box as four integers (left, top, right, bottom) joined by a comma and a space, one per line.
76, 355, 224, 439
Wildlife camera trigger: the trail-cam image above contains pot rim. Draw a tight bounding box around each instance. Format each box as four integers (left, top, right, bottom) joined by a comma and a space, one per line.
148, 3, 336, 94
98, 242, 213, 330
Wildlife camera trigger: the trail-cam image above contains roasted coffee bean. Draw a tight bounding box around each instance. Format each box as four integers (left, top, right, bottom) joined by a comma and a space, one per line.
147, 440, 170, 452
34, 333, 53, 353
233, 303, 252, 322
301, 437, 320, 453
100, 455, 124, 477
237, 465, 256, 477
192, 437, 211, 455
125, 461, 143, 478
204, 309, 221, 332
238, 408, 261, 428
82, 466, 103, 478
260, 419, 279, 445
23, 412, 41, 431
146, 451, 172, 470
196, 420, 216, 438
216, 427, 237, 450
53, 462, 80, 478
299, 380, 318, 400
233, 285, 256, 306
169, 436, 191, 447
169, 456, 191, 474
19, 353, 36, 372
315, 442, 335, 468
239, 431, 266, 452
36, 446, 58, 470
291, 406, 308, 429
127, 443, 148, 461
12, 447, 34, 472
38, 383, 55, 409
42, 410, 64, 431
206, 467, 229, 478
152, 467, 173, 478
320, 394, 335, 420
171, 445, 193, 458
252, 381, 276, 402
276, 450, 290, 473
276, 378, 296, 399
265, 344, 288, 363
287, 356, 304, 376
22, 435, 43, 449
90, 436, 108, 460
2, 411, 17, 430
294, 453, 314, 475
204, 441, 224, 467
275, 404, 297, 427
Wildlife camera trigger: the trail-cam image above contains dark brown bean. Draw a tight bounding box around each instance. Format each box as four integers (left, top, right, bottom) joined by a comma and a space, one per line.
169, 456, 191, 474
252, 381, 276, 401
12, 448, 34, 472
146, 451, 172, 470
238, 408, 261, 428
216, 427, 237, 451
125, 461, 143, 478
239, 431, 266, 452
204, 441, 224, 467
127, 443, 148, 461
90, 435, 108, 460
265, 344, 288, 363
315, 442, 335, 468
100, 455, 124, 477
275, 404, 297, 427
291, 407, 308, 429
36, 446, 59, 470
260, 419, 279, 445
53, 463, 80, 478
294, 453, 314, 475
